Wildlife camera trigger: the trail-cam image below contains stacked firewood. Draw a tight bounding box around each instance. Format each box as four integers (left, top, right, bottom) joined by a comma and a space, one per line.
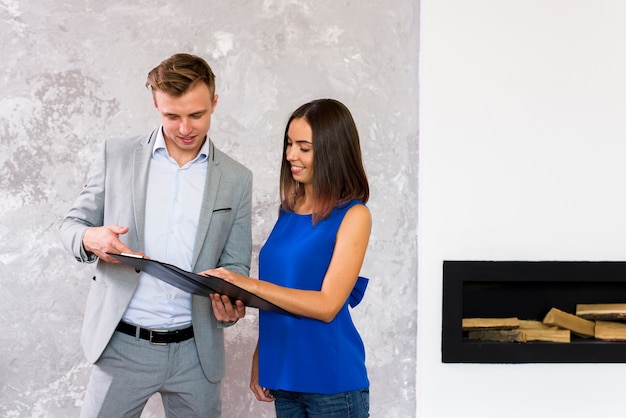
463, 304, 626, 343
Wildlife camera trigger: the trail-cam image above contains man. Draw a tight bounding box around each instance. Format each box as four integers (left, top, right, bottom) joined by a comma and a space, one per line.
59, 53, 251, 417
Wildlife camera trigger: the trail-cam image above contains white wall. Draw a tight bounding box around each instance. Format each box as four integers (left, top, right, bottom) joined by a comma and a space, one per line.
419, 1, 626, 416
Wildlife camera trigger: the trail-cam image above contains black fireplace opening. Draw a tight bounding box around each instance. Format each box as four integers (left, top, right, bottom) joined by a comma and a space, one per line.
442, 260, 626, 363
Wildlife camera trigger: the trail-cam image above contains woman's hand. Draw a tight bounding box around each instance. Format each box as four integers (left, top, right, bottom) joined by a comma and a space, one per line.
207, 267, 255, 293
250, 345, 274, 402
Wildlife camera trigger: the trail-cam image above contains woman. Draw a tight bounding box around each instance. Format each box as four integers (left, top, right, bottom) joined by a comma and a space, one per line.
209, 98, 371, 417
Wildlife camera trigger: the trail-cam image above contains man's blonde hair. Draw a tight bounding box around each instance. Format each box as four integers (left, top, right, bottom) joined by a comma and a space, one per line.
146, 53, 216, 98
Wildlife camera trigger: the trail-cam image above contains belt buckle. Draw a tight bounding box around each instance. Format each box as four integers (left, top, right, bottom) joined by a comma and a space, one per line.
149, 329, 169, 345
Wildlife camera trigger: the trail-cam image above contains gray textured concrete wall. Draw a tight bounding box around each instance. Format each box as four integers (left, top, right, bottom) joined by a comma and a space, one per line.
0, 1, 418, 417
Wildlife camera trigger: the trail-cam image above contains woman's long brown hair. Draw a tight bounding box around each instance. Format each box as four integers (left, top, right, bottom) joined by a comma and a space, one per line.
279, 99, 369, 224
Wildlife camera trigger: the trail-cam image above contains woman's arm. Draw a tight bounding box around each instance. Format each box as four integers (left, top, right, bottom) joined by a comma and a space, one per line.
249, 341, 274, 402
207, 204, 371, 322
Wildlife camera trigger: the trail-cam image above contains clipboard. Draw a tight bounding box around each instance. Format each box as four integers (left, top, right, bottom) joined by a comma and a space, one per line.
107, 253, 298, 318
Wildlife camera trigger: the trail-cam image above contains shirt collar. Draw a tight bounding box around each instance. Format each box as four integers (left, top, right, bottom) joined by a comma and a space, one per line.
153, 126, 210, 164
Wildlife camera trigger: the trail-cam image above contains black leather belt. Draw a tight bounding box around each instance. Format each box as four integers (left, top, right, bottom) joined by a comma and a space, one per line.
115, 321, 194, 345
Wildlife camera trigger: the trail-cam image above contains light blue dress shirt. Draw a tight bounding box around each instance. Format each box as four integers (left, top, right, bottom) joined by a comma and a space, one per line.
123, 128, 209, 328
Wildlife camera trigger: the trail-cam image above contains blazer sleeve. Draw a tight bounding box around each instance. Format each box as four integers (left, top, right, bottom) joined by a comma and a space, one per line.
58, 139, 107, 263
217, 167, 253, 277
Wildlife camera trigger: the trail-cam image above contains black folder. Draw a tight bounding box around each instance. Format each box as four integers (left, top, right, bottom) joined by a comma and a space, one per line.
108, 253, 297, 318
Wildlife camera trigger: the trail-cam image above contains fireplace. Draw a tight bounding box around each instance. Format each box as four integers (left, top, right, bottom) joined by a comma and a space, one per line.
442, 260, 626, 363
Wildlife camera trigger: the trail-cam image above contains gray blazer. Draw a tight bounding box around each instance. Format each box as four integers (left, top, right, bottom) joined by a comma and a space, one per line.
59, 128, 252, 382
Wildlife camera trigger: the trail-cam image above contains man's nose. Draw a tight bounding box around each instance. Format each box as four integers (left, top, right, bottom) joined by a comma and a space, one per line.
179, 120, 192, 135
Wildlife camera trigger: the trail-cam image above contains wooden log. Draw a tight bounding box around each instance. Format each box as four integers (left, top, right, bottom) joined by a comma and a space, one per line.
518, 320, 559, 330
542, 307, 595, 338
462, 317, 519, 331
467, 329, 526, 343
576, 303, 626, 321
523, 329, 570, 343
594, 320, 626, 341
468, 328, 570, 343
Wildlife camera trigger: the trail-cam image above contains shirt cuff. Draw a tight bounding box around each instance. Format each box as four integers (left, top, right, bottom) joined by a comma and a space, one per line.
79, 241, 98, 264
217, 319, 239, 328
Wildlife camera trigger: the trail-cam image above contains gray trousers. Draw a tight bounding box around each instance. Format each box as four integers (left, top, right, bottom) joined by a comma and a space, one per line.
80, 330, 221, 418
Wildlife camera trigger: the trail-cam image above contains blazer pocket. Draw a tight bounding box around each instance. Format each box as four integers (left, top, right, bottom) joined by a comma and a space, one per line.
90, 275, 107, 287
212, 207, 232, 213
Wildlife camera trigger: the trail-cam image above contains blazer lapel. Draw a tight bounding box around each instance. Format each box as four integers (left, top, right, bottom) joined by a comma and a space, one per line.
192, 140, 220, 268
132, 129, 158, 249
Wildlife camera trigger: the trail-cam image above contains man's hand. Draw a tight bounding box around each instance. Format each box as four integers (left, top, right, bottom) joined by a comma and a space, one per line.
82, 225, 142, 263
210, 293, 245, 323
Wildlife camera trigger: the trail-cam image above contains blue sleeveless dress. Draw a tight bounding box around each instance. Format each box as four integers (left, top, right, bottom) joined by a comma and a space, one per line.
258, 199, 369, 394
